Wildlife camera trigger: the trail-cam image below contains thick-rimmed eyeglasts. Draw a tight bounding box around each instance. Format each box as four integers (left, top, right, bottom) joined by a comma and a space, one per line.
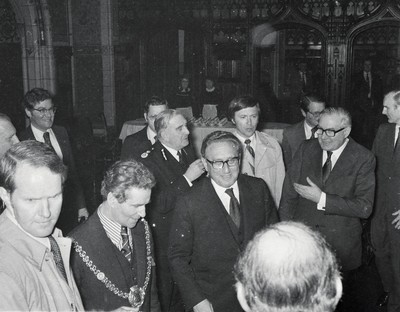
205, 157, 240, 169
315, 127, 346, 137
31, 107, 57, 116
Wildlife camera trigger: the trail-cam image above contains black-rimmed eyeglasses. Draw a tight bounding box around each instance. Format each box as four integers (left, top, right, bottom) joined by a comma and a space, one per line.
205, 157, 240, 169
315, 127, 346, 137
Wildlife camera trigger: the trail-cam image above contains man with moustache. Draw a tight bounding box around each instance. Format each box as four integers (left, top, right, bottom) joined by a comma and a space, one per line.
371, 90, 400, 310
70, 160, 160, 311
121, 96, 168, 160
0, 141, 84, 311
142, 109, 205, 312
279, 107, 375, 311
169, 131, 278, 312
20, 88, 88, 233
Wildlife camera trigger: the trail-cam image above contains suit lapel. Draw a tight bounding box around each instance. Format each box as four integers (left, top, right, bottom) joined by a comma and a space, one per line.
306, 142, 324, 186
131, 221, 146, 287
254, 133, 267, 168
52, 126, 66, 160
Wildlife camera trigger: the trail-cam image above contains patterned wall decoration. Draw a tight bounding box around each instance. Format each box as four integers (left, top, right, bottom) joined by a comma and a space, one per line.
0, 0, 19, 43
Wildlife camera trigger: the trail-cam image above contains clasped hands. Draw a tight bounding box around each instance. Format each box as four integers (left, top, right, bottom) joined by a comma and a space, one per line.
293, 177, 322, 203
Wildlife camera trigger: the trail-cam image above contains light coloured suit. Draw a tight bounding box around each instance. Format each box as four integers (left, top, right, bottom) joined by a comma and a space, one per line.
239, 130, 285, 207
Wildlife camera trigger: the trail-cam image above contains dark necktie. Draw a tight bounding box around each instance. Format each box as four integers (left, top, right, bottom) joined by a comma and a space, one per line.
49, 236, 68, 282
394, 128, 399, 155
177, 150, 187, 167
311, 126, 318, 139
244, 139, 255, 174
225, 188, 241, 228
121, 226, 132, 263
43, 131, 56, 153
322, 151, 333, 185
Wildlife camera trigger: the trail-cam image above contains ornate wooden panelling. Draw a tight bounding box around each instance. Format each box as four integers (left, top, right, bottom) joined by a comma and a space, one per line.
0, 0, 19, 43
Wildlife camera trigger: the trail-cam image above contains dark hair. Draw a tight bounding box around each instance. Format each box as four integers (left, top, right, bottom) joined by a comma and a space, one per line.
144, 96, 168, 114
101, 160, 156, 203
0, 140, 67, 193
201, 131, 242, 158
23, 88, 53, 110
227, 95, 260, 121
234, 221, 341, 312
300, 94, 326, 112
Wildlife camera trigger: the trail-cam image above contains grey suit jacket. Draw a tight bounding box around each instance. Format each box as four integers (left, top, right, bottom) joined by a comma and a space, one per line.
281, 121, 306, 168
279, 138, 375, 270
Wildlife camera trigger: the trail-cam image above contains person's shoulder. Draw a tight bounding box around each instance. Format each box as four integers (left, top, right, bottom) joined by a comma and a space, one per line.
347, 138, 374, 158
68, 211, 99, 241
283, 121, 303, 134
256, 131, 281, 149
19, 126, 33, 140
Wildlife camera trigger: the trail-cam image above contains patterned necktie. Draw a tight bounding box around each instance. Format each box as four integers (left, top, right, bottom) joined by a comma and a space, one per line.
49, 236, 68, 282
322, 151, 333, 185
121, 226, 132, 263
43, 131, 56, 153
244, 139, 255, 174
225, 188, 241, 228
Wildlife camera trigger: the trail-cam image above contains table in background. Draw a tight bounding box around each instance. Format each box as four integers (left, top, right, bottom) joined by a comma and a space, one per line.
119, 119, 290, 156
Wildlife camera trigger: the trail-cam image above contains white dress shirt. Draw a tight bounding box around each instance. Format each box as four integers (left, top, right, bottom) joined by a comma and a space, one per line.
210, 179, 240, 214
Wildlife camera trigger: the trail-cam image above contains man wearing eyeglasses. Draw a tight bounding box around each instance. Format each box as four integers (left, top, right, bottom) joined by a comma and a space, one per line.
169, 131, 278, 312
279, 107, 375, 311
20, 88, 88, 234
281, 94, 325, 168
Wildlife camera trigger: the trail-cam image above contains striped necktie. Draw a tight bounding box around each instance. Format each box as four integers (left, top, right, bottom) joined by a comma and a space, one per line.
322, 151, 333, 185
121, 226, 132, 263
244, 139, 255, 174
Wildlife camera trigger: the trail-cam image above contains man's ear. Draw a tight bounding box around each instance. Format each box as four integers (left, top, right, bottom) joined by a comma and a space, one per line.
334, 276, 343, 307
344, 126, 352, 138
236, 282, 251, 312
107, 192, 118, 207
301, 109, 307, 118
25, 108, 32, 119
0, 187, 11, 210
144, 113, 148, 123
201, 157, 208, 172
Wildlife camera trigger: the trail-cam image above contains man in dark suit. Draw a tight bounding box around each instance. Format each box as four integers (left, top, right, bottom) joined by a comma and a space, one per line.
352, 59, 383, 147
279, 107, 375, 311
121, 96, 168, 160
70, 160, 160, 311
142, 109, 205, 312
281, 95, 325, 168
371, 90, 400, 311
168, 131, 279, 312
19, 88, 88, 234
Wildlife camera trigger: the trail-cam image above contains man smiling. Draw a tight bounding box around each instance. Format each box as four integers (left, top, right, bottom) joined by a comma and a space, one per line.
279, 107, 375, 311
168, 131, 278, 312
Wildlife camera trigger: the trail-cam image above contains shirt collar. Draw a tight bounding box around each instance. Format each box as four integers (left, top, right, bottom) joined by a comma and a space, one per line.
235, 131, 256, 147
146, 126, 157, 144
161, 143, 180, 161
211, 179, 239, 201
31, 124, 53, 142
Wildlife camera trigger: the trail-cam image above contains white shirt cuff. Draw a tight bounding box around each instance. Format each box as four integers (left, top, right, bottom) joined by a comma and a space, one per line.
183, 175, 193, 187
317, 192, 326, 211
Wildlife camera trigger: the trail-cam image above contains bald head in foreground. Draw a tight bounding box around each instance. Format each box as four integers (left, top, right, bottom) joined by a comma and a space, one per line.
235, 222, 342, 312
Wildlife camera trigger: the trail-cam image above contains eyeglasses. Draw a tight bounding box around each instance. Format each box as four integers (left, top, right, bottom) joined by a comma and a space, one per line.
205, 157, 240, 169
307, 111, 322, 118
315, 127, 346, 137
31, 107, 57, 116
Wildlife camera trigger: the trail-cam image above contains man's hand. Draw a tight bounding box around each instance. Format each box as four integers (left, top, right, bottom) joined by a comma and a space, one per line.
293, 177, 322, 203
392, 210, 400, 230
193, 299, 214, 312
78, 208, 89, 223
184, 159, 205, 182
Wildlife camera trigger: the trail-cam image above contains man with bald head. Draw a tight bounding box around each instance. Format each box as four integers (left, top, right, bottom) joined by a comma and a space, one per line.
234, 221, 342, 312
371, 89, 400, 310
0, 113, 19, 158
